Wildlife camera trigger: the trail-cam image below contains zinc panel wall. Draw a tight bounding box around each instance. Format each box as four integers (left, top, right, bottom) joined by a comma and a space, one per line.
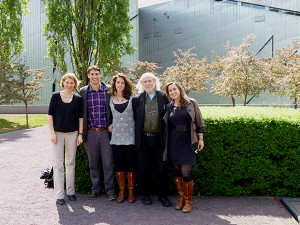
20, 0, 54, 105
139, 0, 300, 105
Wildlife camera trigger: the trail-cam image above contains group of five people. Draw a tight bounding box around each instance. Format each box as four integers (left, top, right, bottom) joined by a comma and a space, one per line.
48, 65, 205, 213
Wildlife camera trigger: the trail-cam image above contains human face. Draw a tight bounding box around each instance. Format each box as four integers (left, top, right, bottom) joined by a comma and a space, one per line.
63, 78, 76, 92
141, 76, 156, 94
88, 69, 101, 85
115, 77, 125, 93
167, 84, 181, 101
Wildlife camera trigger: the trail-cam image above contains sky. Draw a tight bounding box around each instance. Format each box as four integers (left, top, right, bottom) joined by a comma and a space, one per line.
138, 0, 171, 8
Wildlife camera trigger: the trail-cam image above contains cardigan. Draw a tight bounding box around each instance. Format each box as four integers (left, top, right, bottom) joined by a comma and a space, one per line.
48, 92, 83, 132
163, 98, 205, 161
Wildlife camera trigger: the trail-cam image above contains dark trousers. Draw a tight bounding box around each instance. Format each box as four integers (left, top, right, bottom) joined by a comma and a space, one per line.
137, 135, 168, 198
84, 130, 115, 193
112, 144, 137, 172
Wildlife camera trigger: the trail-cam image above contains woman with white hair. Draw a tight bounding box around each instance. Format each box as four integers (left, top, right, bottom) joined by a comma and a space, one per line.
132, 72, 172, 207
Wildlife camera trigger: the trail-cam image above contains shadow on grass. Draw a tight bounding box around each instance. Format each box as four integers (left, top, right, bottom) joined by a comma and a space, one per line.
0, 118, 31, 143
0, 118, 27, 134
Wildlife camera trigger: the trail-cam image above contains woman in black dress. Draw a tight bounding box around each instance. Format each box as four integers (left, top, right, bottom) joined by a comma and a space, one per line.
163, 82, 205, 213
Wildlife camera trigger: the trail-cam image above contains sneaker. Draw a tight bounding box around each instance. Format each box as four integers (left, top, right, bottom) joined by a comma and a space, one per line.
87, 192, 100, 200
107, 191, 117, 201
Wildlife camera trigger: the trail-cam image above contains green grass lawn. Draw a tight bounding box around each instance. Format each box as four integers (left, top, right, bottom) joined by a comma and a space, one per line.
0, 114, 48, 134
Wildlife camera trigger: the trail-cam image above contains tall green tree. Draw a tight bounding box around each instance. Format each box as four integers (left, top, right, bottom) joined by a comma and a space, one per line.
0, 0, 28, 60
0, 54, 15, 104
43, 0, 135, 85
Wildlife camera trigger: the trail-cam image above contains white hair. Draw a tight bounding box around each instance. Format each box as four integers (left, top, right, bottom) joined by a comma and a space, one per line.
136, 72, 161, 94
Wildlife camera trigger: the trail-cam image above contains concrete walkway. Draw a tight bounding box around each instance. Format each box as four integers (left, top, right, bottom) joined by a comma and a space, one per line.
0, 126, 297, 225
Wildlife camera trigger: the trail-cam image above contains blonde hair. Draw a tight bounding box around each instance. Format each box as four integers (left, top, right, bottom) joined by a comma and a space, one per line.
136, 72, 161, 94
60, 73, 79, 88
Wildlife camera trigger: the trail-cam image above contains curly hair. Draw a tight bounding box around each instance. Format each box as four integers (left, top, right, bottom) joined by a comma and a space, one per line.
110, 73, 133, 100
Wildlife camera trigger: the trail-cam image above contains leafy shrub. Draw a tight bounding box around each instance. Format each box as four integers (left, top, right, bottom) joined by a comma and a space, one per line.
194, 107, 300, 196
75, 107, 300, 196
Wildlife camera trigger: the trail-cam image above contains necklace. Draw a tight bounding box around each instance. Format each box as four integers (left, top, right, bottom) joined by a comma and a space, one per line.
61, 91, 73, 98
117, 98, 125, 102
174, 101, 180, 106
115, 96, 125, 103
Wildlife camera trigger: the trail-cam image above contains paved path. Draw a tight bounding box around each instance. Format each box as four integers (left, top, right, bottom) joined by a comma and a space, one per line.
0, 126, 297, 225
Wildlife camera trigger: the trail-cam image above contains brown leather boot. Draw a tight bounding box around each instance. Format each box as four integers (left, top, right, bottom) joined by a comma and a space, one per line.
182, 180, 194, 213
127, 172, 136, 203
116, 172, 126, 203
175, 177, 185, 210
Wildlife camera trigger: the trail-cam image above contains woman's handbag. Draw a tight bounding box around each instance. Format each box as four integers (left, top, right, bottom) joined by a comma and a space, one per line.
40, 168, 51, 179
43, 167, 54, 189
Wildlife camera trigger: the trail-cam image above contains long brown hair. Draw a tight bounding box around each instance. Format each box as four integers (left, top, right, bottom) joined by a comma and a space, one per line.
110, 73, 133, 100
165, 82, 190, 109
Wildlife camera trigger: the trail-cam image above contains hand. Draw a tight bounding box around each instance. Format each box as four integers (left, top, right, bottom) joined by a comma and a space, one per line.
108, 124, 113, 132
77, 134, 83, 146
198, 139, 204, 151
50, 133, 57, 144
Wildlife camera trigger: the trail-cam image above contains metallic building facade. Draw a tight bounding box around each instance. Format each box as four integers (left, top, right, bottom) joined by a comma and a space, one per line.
139, 0, 300, 105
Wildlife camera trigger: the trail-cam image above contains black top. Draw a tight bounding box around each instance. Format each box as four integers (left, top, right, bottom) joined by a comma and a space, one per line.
48, 92, 83, 132
113, 101, 128, 113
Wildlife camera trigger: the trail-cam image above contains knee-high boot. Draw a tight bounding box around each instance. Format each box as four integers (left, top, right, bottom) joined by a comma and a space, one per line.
182, 180, 194, 213
175, 177, 185, 210
127, 172, 136, 203
116, 172, 126, 203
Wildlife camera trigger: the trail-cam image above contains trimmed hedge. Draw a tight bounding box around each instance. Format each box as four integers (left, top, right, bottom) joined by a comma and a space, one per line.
76, 107, 300, 196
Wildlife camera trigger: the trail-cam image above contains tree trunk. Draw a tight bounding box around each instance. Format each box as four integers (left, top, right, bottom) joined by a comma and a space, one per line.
231, 96, 236, 107
294, 97, 298, 109
25, 103, 29, 128
243, 94, 248, 106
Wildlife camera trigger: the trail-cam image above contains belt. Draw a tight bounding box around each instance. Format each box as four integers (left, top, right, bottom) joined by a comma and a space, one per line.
175, 125, 187, 132
88, 127, 107, 131
144, 133, 159, 136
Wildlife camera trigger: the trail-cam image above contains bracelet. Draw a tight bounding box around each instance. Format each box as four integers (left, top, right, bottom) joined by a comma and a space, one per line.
78, 133, 82, 135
